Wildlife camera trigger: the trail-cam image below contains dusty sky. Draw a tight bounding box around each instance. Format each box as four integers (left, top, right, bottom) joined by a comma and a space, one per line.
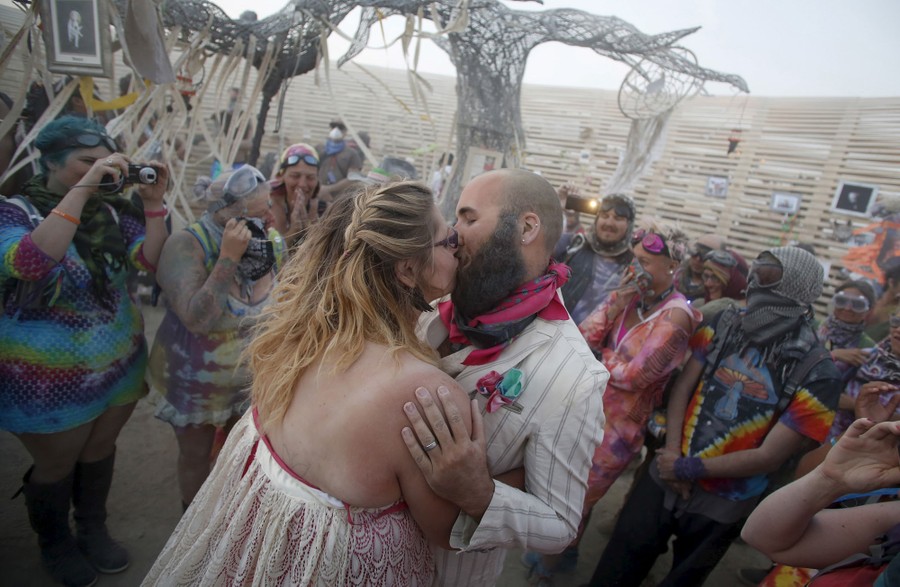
213, 0, 900, 97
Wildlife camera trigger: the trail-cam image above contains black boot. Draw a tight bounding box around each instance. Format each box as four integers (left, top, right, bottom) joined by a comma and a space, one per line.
72, 452, 130, 573
22, 467, 98, 587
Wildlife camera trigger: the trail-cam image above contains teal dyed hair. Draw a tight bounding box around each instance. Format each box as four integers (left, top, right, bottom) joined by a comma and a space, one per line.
35, 115, 114, 174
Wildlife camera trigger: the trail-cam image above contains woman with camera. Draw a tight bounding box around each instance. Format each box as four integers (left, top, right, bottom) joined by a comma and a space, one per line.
0, 115, 169, 586
147, 165, 282, 511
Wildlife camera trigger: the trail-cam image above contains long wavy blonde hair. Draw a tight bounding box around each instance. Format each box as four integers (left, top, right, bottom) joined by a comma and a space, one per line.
248, 181, 441, 433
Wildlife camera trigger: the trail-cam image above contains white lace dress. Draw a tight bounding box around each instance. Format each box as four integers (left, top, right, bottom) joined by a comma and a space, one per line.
143, 410, 434, 586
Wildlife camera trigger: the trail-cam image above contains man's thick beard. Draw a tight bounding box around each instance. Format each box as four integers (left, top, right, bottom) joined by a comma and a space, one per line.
453, 212, 527, 319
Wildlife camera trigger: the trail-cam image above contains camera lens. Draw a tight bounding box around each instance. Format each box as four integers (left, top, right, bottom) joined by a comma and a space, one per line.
139, 167, 158, 184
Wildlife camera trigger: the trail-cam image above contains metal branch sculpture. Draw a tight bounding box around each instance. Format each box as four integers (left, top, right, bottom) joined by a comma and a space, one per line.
342, 1, 749, 215
148, 0, 386, 165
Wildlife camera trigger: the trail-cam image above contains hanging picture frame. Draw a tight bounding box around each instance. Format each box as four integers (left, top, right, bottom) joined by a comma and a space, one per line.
770, 192, 801, 215
40, 0, 113, 78
831, 180, 878, 218
705, 175, 728, 198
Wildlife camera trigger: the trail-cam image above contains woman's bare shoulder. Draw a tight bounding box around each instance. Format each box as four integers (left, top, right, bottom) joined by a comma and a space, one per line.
394, 354, 466, 396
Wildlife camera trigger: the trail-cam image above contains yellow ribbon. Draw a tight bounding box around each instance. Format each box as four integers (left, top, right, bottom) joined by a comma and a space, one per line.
79, 77, 142, 112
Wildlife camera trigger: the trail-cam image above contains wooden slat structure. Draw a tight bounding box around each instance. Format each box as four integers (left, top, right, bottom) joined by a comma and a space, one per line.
3, 3, 899, 317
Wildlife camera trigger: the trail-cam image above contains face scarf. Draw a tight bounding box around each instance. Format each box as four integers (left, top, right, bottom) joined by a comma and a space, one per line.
324, 139, 345, 156
742, 246, 823, 345
819, 314, 867, 350
22, 174, 142, 308
437, 262, 570, 365
198, 213, 275, 299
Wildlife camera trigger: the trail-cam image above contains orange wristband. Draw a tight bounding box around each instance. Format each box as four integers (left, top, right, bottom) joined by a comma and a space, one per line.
51, 208, 81, 225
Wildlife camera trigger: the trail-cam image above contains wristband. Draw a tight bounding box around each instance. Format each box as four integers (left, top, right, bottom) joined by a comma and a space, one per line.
673, 456, 706, 481
51, 208, 81, 225
144, 205, 168, 218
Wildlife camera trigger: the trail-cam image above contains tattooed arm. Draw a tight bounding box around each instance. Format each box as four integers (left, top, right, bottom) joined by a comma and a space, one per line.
156, 219, 250, 334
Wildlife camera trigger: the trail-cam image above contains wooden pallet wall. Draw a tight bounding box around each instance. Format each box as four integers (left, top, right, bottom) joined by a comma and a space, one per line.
3, 3, 900, 316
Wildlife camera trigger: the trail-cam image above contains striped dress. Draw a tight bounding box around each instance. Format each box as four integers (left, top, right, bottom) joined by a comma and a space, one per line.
0, 201, 151, 434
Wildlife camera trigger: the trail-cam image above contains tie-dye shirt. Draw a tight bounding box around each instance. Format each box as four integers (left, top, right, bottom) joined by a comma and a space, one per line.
682, 312, 840, 501
0, 200, 152, 434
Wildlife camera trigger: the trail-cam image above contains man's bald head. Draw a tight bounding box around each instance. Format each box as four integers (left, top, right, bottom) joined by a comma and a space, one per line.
491, 169, 563, 252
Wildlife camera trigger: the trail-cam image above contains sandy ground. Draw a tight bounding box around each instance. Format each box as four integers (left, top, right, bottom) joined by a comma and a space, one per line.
0, 303, 768, 586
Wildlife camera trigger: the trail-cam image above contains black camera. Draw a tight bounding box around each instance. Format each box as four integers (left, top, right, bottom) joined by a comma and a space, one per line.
564, 195, 600, 215
101, 164, 158, 192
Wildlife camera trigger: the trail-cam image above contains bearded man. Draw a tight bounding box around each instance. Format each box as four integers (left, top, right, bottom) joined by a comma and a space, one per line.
554, 191, 636, 324
404, 169, 609, 586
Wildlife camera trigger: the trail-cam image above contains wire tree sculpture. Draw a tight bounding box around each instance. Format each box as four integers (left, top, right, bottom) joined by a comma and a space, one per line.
342, 1, 749, 215
148, 0, 475, 166
152, 0, 353, 165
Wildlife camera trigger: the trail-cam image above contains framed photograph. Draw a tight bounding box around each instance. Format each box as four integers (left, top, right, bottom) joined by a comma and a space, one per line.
770, 192, 801, 214
462, 147, 503, 185
40, 0, 112, 78
705, 175, 728, 198
832, 180, 878, 217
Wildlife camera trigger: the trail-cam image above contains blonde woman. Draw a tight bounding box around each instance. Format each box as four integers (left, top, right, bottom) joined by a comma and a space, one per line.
144, 182, 471, 586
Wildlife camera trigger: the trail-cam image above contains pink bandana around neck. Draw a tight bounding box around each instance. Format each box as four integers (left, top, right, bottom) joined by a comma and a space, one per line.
438, 261, 571, 365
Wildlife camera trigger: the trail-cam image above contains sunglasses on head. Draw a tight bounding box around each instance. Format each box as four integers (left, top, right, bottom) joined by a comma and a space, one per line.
281, 152, 319, 169
633, 229, 671, 258
434, 227, 459, 250
833, 292, 871, 313
46, 132, 117, 155
705, 249, 737, 268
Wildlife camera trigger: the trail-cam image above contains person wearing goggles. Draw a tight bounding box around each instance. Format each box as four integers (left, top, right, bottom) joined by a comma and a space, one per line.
148, 165, 281, 514
528, 220, 701, 583
0, 115, 170, 586
816, 279, 881, 443
675, 234, 726, 302
586, 246, 841, 587
269, 143, 323, 245
695, 248, 749, 320
554, 188, 637, 324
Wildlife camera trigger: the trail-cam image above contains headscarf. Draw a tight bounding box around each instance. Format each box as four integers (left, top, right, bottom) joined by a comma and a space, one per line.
742, 246, 823, 345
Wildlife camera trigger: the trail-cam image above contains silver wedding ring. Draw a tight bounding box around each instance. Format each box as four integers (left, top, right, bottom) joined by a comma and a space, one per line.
422, 440, 439, 452
106, 158, 114, 165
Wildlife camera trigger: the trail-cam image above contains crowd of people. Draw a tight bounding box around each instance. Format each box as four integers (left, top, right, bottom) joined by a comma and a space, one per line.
1, 94, 900, 587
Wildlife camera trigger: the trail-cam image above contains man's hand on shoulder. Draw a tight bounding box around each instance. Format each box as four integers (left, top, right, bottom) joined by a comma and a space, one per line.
402, 387, 495, 521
